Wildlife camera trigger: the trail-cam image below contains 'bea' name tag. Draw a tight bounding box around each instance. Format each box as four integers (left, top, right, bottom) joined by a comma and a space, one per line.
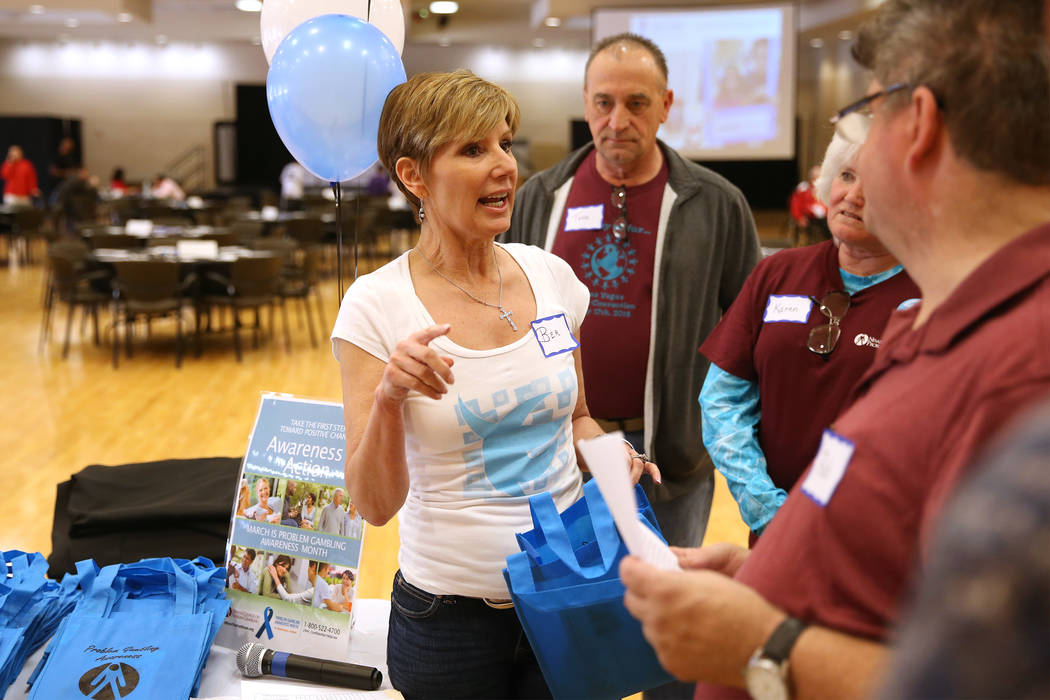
564, 205, 604, 231
531, 313, 579, 357
801, 429, 855, 507
763, 294, 812, 323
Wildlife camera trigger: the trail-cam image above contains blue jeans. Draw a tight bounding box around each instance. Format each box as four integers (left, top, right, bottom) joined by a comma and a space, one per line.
387, 570, 551, 699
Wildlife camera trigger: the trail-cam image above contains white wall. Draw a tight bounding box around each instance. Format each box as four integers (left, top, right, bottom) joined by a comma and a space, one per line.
0, 39, 269, 189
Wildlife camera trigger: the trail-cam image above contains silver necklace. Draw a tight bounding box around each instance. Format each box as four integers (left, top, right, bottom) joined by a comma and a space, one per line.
415, 246, 517, 331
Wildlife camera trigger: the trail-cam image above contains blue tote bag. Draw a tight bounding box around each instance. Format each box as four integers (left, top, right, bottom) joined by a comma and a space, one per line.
503, 480, 674, 699
28, 560, 215, 700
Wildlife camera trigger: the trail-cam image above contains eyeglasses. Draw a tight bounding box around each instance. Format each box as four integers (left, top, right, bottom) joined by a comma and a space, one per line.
829, 82, 912, 144
611, 185, 628, 242
807, 291, 851, 355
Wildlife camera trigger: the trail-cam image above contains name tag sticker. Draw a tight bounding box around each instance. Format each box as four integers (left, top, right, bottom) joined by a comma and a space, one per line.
802, 429, 855, 507
564, 204, 604, 231
531, 313, 579, 358
763, 294, 812, 324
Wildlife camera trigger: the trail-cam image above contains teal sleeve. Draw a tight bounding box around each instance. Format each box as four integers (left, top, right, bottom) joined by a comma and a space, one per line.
699, 365, 788, 534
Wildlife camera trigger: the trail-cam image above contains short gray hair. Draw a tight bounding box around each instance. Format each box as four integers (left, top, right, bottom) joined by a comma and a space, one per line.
853, 0, 1049, 185
586, 33, 668, 86
815, 133, 860, 205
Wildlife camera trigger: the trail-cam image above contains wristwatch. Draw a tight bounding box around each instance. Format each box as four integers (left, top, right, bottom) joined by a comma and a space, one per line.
744, 616, 808, 700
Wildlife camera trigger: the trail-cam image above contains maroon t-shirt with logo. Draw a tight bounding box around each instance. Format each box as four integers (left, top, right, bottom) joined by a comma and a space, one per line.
700, 240, 920, 493
551, 150, 669, 419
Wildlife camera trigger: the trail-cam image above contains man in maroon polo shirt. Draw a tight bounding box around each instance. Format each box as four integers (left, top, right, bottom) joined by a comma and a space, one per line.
619, 2, 1050, 699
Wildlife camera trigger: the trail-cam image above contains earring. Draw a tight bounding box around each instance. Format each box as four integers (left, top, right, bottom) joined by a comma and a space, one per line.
418, 204, 425, 222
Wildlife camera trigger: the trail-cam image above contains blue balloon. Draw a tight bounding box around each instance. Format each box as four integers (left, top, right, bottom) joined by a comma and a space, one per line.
266, 14, 407, 183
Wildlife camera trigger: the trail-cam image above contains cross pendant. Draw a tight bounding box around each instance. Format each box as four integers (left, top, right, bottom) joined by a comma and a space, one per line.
499, 307, 517, 331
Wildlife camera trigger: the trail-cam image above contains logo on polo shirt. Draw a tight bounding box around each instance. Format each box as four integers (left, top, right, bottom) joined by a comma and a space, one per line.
580, 234, 637, 290
854, 333, 880, 348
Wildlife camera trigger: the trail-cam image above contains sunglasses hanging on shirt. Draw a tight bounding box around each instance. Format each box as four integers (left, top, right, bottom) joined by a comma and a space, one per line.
611, 185, 628, 243
807, 291, 851, 355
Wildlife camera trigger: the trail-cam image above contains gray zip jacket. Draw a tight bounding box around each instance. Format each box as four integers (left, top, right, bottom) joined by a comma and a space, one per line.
503, 140, 760, 501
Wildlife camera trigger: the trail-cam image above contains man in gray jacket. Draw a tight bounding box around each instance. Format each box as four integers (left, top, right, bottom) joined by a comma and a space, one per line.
505, 33, 759, 577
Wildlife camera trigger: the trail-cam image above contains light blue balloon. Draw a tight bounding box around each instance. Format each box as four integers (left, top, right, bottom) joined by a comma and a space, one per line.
266, 14, 407, 183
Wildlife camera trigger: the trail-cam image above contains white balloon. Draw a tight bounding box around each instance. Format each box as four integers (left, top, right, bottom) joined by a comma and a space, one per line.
366, 0, 405, 55
261, 0, 405, 64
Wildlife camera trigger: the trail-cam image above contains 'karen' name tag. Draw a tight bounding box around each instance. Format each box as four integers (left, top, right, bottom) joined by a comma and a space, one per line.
801, 428, 855, 507
531, 313, 579, 357
564, 204, 604, 231
763, 294, 812, 323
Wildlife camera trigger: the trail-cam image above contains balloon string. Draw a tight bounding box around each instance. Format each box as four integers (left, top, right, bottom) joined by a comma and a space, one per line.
333, 180, 343, 306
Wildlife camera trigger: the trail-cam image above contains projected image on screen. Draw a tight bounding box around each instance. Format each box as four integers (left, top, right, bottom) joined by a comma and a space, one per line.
593, 4, 796, 161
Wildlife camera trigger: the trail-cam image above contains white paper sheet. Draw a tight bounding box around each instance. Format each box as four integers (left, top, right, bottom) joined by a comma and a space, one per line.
577, 432, 681, 571
241, 678, 403, 700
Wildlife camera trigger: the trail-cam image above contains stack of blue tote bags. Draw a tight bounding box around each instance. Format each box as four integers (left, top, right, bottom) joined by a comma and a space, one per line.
0, 550, 85, 695
504, 479, 674, 700
26, 556, 229, 699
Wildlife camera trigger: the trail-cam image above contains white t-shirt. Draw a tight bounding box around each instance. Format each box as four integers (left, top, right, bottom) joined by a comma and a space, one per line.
331, 243, 588, 598
312, 576, 334, 608
231, 566, 258, 594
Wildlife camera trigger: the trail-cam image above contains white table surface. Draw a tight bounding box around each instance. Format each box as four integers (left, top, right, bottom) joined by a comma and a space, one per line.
8, 598, 397, 699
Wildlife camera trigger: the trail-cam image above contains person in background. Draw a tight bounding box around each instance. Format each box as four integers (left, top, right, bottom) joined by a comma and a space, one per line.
332, 69, 656, 699
242, 477, 282, 523
2, 145, 40, 206
279, 161, 309, 210
788, 165, 828, 243
619, 2, 1050, 699
229, 547, 258, 594
260, 554, 293, 599
50, 137, 80, 180
311, 561, 342, 611
316, 487, 347, 536
268, 558, 319, 605
150, 173, 185, 201
698, 131, 920, 544
299, 491, 317, 529
334, 568, 356, 612
504, 47, 759, 685
344, 500, 362, 539
109, 168, 127, 196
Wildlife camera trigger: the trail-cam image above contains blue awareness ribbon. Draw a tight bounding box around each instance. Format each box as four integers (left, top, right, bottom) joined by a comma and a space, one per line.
255, 606, 275, 639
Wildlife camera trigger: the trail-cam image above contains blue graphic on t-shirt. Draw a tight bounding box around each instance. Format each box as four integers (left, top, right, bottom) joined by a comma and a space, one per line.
581, 234, 638, 291
456, 371, 575, 498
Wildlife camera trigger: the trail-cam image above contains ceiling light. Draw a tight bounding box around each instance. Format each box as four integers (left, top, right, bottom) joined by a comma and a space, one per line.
543, 17, 561, 28
236, 0, 263, 12
155, 34, 168, 45
438, 37, 451, 47
116, 12, 133, 22
64, 17, 79, 28
429, 1, 458, 15
838, 30, 854, 41
28, 4, 45, 14
809, 38, 824, 48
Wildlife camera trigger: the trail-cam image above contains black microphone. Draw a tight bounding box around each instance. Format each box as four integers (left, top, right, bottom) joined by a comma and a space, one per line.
236, 641, 382, 691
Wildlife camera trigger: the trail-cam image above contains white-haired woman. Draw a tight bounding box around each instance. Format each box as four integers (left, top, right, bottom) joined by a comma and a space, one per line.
330, 70, 658, 699
697, 132, 920, 546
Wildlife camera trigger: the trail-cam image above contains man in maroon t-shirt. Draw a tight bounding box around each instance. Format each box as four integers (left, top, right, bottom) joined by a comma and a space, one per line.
618, 3, 1050, 700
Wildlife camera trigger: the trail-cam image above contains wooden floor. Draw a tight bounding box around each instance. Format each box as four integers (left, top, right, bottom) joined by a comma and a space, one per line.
1, 242, 750, 601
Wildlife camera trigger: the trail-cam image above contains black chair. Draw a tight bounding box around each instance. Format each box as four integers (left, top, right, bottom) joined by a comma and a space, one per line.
42, 252, 110, 358
284, 217, 325, 249
11, 208, 49, 264
203, 255, 286, 361
279, 246, 326, 348
111, 260, 195, 368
